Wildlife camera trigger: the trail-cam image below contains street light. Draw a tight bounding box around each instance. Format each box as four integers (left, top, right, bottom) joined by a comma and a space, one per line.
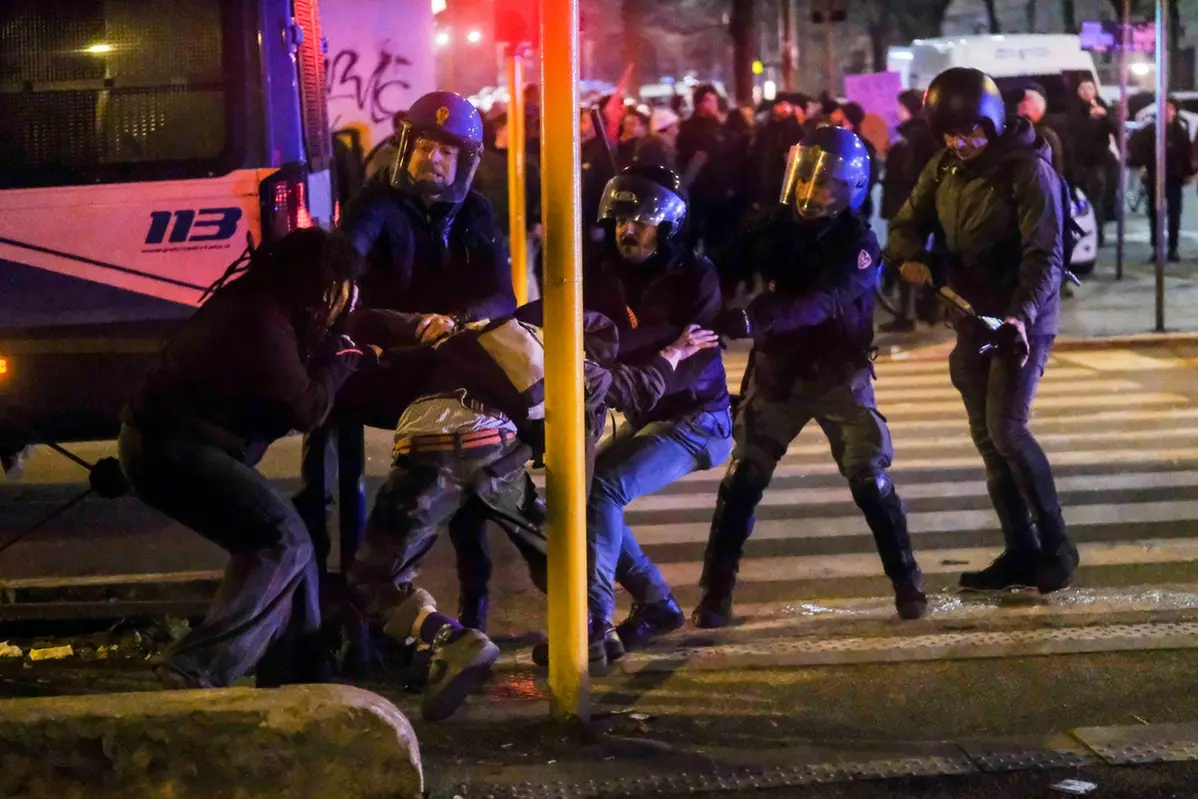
435, 30, 451, 47
466, 29, 483, 44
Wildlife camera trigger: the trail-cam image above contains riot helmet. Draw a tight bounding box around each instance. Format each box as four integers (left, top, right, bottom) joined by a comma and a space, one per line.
779, 125, 871, 220
598, 164, 688, 262
389, 91, 485, 204
923, 67, 1006, 140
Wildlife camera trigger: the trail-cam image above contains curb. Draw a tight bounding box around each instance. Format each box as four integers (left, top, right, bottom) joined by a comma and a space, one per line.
1054, 331, 1198, 350
434, 722, 1198, 797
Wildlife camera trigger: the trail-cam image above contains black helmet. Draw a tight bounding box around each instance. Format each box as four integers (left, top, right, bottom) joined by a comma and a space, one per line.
924, 67, 1006, 140
597, 164, 688, 241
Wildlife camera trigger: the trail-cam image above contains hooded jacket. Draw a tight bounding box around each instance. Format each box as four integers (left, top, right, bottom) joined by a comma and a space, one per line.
883, 115, 1064, 336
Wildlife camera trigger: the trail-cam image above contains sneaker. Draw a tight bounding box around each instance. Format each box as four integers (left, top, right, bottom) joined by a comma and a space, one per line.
616, 595, 685, 651
893, 581, 928, 620
1036, 541, 1080, 595
691, 591, 733, 629
154, 663, 206, 690
878, 318, 916, 334
530, 626, 622, 675
421, 628, 500, 722
959, 550, 1038, 592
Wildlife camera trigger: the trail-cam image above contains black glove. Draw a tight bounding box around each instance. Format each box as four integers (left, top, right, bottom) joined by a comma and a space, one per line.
714, 308, 753, 340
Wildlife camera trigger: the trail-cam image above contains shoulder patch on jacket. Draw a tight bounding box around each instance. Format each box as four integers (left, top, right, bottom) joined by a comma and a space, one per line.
857, 249, 872, 270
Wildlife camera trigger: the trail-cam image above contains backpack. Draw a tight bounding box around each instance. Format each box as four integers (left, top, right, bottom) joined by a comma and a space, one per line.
932, 148, 1083, 283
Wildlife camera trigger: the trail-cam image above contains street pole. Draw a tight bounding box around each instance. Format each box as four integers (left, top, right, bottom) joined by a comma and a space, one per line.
1115, 0, 1131, 281
505, 46, 529, 306
540, 0, 589, 723
1154, 0, 1168, 332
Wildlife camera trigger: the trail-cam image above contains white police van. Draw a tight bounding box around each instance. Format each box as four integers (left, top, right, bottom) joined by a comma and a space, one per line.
0, 0, 431, 472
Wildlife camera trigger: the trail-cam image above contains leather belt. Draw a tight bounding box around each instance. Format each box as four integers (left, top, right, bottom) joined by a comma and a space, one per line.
392, 428, 517, 459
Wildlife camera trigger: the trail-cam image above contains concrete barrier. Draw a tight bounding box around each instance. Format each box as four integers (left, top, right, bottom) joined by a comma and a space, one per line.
0, 684, 422, 798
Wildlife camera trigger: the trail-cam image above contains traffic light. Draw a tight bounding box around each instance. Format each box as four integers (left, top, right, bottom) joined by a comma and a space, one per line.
495, 0, 538, 48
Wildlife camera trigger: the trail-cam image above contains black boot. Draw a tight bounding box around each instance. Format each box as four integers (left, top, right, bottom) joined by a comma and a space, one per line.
458, 592, 488, 632
693, 462, 767, 629
616, 595, 685, 650
850, 474, 925, 620
959, 549, 1040, 591
1036, 539, 1080, 595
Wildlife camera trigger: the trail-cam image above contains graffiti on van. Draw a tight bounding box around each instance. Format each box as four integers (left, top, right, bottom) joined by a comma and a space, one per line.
326, 47, 414, 126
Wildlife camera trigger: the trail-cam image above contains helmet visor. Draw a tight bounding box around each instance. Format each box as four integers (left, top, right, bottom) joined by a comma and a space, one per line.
597, 174, 687, 227
389, 121, 481, 204
779, 143, 855, 219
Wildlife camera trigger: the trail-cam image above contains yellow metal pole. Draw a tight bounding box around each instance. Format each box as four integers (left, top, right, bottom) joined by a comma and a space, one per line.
540, 0, 589, 722
506, 47, 529, 307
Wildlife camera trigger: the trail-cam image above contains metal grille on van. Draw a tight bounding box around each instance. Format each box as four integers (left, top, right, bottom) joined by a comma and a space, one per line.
293, 0, 332, 172
0, 0, 229, 186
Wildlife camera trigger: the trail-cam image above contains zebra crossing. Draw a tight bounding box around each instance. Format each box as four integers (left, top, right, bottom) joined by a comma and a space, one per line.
591, 343, 1198, 672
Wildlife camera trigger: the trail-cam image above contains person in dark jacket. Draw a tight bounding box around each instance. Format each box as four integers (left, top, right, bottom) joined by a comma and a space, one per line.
879, 89, 941, 333
295, 91, 516, 630
750, 95, 807, 209
1129, 97, 1195, 261
677, 84, 740, 254
695, 126, 926, 628
1016, 87, 1066, 174
1067, 79, 1116, 246
887, 67, 1078, 594
345, 302, 710, 720
534, 164, 731, 672
118, 229, 367, 690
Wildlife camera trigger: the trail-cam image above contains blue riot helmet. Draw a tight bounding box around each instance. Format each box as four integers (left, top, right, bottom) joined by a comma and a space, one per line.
779, 125, 871, 220
390, 91, 485, 204
597, 164, 688, 240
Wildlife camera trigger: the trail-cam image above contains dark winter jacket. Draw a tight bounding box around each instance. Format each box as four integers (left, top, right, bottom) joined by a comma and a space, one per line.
883, 115, 1064, 336
881, 118, 940, 220
123, 281, 358, 465
676, 114, 737, 205
1067, 97, 1116, 168
1129, 118, 1196, 186
750, 115, 805, 207
472, 147, 541, 236
718, 209, 881, 397
584, 243, 729, 427
338, 181, 516, 322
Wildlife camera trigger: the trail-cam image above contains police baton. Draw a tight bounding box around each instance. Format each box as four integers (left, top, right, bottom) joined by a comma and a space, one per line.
589, 106, 619, 172
931, 286, 1028, 361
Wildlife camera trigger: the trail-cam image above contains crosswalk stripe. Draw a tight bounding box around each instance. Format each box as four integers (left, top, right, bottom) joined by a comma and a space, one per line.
872, 378, 1140, 402
655, 539, 1198, 585
628, 470, 1198, 512
635, 499, 1198, 546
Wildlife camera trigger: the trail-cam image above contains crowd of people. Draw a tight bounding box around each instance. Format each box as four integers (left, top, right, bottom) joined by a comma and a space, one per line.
114, 66, 1173, 726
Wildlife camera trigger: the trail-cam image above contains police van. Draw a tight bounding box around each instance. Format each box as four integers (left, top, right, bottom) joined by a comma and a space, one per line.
0, 0, 431, 473
893, 34, 1103, 273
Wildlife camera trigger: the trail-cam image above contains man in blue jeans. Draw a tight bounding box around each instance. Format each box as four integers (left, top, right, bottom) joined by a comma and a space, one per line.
534, 164, 732, 673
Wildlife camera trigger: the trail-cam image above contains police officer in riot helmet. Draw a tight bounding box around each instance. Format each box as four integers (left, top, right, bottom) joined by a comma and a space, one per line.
698, 126, 927, 627
294, 90, 515, 632
886, 67, 1078, 594
533, 163, 731, 672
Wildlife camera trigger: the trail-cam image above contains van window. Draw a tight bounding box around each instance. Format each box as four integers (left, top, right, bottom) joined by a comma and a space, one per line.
992, 71, 1095, 115
0, 0, 239, 189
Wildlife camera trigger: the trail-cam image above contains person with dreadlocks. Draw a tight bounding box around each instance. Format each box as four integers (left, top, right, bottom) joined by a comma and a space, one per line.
117, 228, 368, 690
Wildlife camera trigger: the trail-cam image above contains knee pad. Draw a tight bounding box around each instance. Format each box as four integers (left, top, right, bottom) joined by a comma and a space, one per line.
849, 473, 893, 507
718, 458, 771, 506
